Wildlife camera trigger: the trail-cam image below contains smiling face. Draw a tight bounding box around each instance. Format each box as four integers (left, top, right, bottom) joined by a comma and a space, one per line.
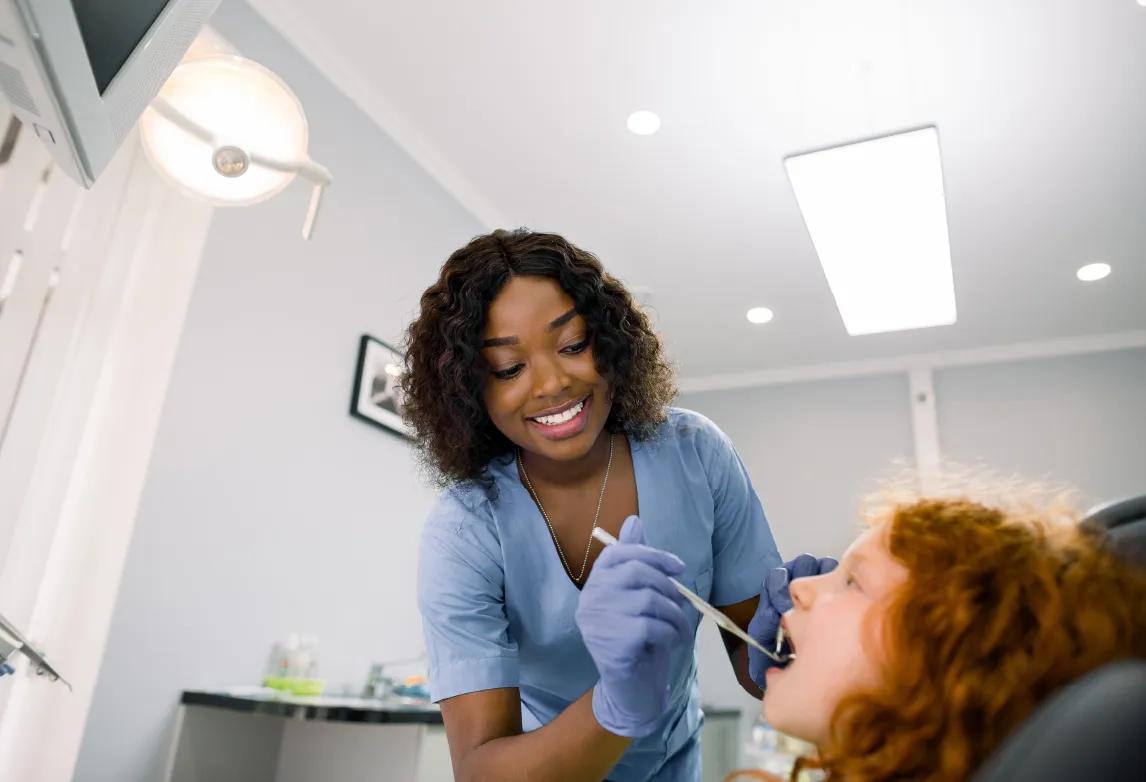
762, 524, 909, 747
480, 275, 613, 465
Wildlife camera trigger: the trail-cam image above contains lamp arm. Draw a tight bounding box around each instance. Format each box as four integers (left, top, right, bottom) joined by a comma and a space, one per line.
247, 150, 332, 185
246, 151, 332, 240
149, 97, 219, 147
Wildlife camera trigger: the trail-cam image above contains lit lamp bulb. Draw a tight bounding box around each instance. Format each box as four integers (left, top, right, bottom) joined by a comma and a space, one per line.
139, 55, 331, 238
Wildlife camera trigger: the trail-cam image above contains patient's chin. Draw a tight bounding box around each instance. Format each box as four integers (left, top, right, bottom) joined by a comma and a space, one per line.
763, 683, 826, 746
762, 688, 796, 735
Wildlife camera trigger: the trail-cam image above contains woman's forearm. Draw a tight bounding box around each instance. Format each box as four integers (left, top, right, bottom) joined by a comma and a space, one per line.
730, 640, 764, 699
455, 689, 631, 782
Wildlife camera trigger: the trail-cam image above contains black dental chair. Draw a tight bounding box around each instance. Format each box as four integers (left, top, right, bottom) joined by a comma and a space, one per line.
971, 494, 1146, 782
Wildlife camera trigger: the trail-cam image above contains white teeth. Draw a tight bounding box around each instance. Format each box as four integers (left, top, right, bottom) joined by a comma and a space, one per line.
534, 400, 584, 426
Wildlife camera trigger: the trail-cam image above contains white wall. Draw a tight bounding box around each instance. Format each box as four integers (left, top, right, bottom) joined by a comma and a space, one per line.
72, 2, 482, 780
681, 347, 1146, 722
680, 373, 915, 562
934, 347, 1146, 507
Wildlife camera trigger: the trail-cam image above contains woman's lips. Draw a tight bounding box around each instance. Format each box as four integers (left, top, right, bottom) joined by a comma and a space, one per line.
527, 394, 592, 441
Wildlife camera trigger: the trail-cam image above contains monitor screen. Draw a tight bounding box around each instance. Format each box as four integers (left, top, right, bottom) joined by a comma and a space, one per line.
72, 0, 171, 94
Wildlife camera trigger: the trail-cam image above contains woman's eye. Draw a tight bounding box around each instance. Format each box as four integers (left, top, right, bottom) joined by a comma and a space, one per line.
561, 339, 589, 354
845, 573, 860, 590
492, 364, 523, 380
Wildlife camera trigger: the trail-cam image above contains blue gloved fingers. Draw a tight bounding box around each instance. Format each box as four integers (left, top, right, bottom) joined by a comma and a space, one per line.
747, 553, 840, 690
603, 558, 686, 602
633, 614, 691, 648
746, 598, 781, 686
618, 515, 646, 544
596, 540, 686, 580
627, 588, 690, 643
605, 581, 686, 621
577, 515, 695, 737
622, 583, 687, 619
596, 568, 690, 644
787, 553, 823, 580
764, 566, 794, 614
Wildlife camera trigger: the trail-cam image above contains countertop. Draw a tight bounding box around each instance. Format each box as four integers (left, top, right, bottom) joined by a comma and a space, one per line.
180, 689, 444, 725
181, 688, 741, 726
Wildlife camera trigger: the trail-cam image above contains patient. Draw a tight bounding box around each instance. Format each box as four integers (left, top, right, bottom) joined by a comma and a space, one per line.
761, 478, 1146, 781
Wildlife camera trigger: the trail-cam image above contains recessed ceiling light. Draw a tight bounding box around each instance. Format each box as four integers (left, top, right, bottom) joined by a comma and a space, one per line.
746, 307, 774, 324
627, 110, 661, 136
784, 126, 956, 336
1076, 262, 1112, 282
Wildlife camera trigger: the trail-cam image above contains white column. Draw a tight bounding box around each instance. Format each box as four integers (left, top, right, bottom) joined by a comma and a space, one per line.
908, 367, 942, 493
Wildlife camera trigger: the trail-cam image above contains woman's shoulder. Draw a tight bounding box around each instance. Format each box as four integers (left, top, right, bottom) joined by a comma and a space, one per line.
423, 479, 497, 535
421, 479, 507, 574
422, 454, 521, 533
654, 406, 731, 449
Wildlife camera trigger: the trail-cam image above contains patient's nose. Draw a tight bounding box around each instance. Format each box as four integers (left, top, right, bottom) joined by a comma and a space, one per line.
789, 575, 815, 610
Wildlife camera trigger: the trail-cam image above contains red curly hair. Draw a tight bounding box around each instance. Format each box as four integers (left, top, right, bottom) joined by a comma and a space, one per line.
810, 492, 1146, 781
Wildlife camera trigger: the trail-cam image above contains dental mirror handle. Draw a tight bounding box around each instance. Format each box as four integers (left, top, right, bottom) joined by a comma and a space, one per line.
590, 527, 792, 663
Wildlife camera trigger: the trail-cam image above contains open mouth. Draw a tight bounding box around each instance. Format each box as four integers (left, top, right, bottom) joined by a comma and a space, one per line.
779, 620, 797, 661
528, 395, 588, 426
526, 394, 592, 441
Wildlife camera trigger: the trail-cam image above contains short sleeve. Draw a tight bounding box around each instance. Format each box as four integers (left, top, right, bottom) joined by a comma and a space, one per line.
700, 418, 782, 606
418, 496, 519, 702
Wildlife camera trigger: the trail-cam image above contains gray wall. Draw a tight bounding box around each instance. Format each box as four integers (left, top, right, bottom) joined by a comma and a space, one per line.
73, 2, 481, 780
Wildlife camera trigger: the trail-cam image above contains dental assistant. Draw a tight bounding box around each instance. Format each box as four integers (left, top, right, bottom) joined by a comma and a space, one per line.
406, 229, 834, 781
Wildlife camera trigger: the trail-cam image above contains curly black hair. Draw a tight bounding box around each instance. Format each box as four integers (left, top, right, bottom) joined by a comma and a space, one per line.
401, 228, 676, 487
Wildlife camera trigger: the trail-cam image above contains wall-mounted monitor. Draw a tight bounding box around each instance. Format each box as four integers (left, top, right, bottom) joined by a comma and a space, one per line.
0, 0, 220, 186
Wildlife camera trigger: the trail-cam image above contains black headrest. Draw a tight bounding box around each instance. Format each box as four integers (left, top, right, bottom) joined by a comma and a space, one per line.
1082, 494, 1146, 570
971, 659, 1146, 782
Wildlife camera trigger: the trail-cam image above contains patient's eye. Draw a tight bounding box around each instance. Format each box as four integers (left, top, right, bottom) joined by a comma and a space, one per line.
845, 573, 861, 590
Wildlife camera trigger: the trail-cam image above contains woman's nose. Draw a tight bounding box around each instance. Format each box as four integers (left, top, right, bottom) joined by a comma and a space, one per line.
531, 354, 571, 397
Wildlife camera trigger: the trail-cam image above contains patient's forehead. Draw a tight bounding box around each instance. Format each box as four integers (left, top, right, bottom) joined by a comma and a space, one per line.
840, 524, 909, 598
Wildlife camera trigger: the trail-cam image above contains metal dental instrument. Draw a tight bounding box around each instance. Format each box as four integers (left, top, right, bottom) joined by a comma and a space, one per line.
591, 528, 794, 664
0, 611, 71, 689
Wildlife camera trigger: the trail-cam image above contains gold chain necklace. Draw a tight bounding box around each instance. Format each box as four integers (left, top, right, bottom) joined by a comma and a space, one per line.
517, 434, 614, 584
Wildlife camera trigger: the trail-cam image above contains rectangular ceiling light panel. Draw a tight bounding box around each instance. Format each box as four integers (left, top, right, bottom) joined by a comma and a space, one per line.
785, 126, 956, 336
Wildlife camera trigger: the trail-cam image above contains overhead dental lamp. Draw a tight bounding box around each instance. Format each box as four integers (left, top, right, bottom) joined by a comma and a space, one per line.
139, 54, 332, 239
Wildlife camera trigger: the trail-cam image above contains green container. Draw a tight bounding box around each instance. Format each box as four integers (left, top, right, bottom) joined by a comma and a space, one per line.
263, 676, 325, 696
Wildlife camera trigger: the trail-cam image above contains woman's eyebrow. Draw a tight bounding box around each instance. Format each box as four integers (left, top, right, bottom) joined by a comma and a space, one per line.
482, 335, 518, 348
546, 308, 577, 330
481, 309, 579, 348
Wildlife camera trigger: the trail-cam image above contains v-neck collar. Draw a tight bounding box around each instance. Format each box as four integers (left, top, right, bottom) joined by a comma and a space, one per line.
502, 435, 647, 592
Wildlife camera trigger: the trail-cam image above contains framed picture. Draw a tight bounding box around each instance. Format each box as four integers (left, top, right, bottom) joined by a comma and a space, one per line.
350, 335, 414, 440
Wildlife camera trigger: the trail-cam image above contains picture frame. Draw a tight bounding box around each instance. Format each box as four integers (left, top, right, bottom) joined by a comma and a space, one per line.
350, 335, 414, 440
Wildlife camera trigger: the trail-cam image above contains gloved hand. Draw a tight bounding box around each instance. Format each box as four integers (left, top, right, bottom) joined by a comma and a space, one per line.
747, 553, 838, 689
575, 515, 690, 737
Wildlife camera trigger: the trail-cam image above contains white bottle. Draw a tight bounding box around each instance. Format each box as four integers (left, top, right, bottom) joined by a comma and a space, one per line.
298, 634, 320, 679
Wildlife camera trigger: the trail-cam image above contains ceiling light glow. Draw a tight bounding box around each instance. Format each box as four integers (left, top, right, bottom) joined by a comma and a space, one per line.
746, 307, 774, 324
627, 110, 661, 136
784, 126, 956, 336
1076, 262, 1112, 282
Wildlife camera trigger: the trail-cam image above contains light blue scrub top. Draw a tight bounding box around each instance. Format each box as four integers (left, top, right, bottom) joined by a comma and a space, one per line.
418, 408, 780, 781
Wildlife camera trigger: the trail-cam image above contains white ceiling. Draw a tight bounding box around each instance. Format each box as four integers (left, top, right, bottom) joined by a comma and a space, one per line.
248, 0, 1146, 383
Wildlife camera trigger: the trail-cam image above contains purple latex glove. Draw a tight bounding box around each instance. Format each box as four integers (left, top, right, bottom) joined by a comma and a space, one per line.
575, 516, 690, 737
747, 553, 838, 689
